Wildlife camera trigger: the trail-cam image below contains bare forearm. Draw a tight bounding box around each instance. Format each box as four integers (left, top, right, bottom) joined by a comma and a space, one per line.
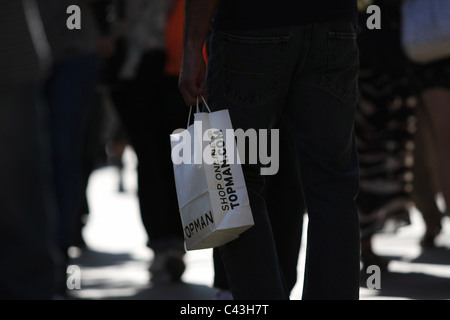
178, 0, 218, 105
183, 0, 218, 52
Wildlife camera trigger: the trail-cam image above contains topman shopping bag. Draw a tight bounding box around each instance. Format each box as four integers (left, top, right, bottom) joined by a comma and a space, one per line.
170, 97, 254, 250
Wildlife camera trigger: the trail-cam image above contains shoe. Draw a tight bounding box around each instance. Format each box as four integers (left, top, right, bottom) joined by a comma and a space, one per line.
361, 248, 390, 272
214, 289, 233, 300
149, 248, 186, 282
421, 221, 442, 248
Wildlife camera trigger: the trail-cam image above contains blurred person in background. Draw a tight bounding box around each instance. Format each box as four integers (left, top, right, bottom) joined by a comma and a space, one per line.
411, 92, 444, 248
0, 0, 62, 299
355, 0, 450, 268
355, 0, 417, 270
38, 0, 114, 296
410, 58, 450, 247
402, 0, 450, 248
356, 0, 418, 270
110, 0, 188, 282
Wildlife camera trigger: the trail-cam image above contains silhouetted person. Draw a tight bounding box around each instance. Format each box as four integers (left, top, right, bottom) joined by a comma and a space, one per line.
0, 0, 62, 299
179, 0, 361, 299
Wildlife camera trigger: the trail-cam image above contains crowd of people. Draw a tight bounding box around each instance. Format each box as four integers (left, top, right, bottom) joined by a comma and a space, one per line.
0, 0, 449, 300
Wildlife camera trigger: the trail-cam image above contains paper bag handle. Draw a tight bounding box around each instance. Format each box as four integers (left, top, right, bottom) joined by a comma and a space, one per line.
186, 96, 212, 128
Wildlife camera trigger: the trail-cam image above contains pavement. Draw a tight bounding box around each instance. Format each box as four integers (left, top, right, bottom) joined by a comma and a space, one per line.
67, 147, 450, 300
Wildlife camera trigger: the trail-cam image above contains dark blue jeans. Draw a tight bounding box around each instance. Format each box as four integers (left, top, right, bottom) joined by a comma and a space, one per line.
45, 53, 100, 251
213, 117, 306, 295
0, 82, 62, 299
206, 20, 361, 300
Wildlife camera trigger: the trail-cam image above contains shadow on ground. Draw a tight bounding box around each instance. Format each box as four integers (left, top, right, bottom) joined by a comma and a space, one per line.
67, 247, 217, 300
68, 244, 450, 300
360, 246, 450, 300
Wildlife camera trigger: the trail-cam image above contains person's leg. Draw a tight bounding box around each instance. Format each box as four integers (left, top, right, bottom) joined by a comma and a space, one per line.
142, 75, 187, 249
262, 118, 305, 293
0, 83, 61, 299
206, 26, 304, 299
46, 53, 100, 252
111, 52, 187, 280
144, 75, 187, 280
212, 118, 306, 296
412, 99, 443, 247
420, 88, 450, 217
212, 248, 231, 298
283, 20, 361, 300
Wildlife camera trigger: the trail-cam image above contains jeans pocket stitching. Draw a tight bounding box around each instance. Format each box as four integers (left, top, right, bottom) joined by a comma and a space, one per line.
221, 32, 290, 108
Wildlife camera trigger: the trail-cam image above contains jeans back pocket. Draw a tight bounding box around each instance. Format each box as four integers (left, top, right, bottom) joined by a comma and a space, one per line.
222, 32, 290, 108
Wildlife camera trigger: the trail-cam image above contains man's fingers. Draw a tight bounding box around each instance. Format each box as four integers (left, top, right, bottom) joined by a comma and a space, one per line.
178, 51, 207, 106
179, 79, 206, 106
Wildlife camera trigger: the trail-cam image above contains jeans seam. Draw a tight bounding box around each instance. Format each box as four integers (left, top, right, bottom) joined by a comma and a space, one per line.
296, 24, 312, 77
320, 34, 359, 101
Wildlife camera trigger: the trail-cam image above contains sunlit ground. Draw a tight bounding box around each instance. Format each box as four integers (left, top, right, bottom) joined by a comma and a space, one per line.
68, 146, 450, 300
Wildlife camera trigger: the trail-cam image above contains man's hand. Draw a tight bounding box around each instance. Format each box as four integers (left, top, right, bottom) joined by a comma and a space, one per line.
178, 47, 207, 106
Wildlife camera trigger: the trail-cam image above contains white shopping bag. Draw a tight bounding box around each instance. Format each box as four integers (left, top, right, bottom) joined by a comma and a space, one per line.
170, 97, 254, 250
